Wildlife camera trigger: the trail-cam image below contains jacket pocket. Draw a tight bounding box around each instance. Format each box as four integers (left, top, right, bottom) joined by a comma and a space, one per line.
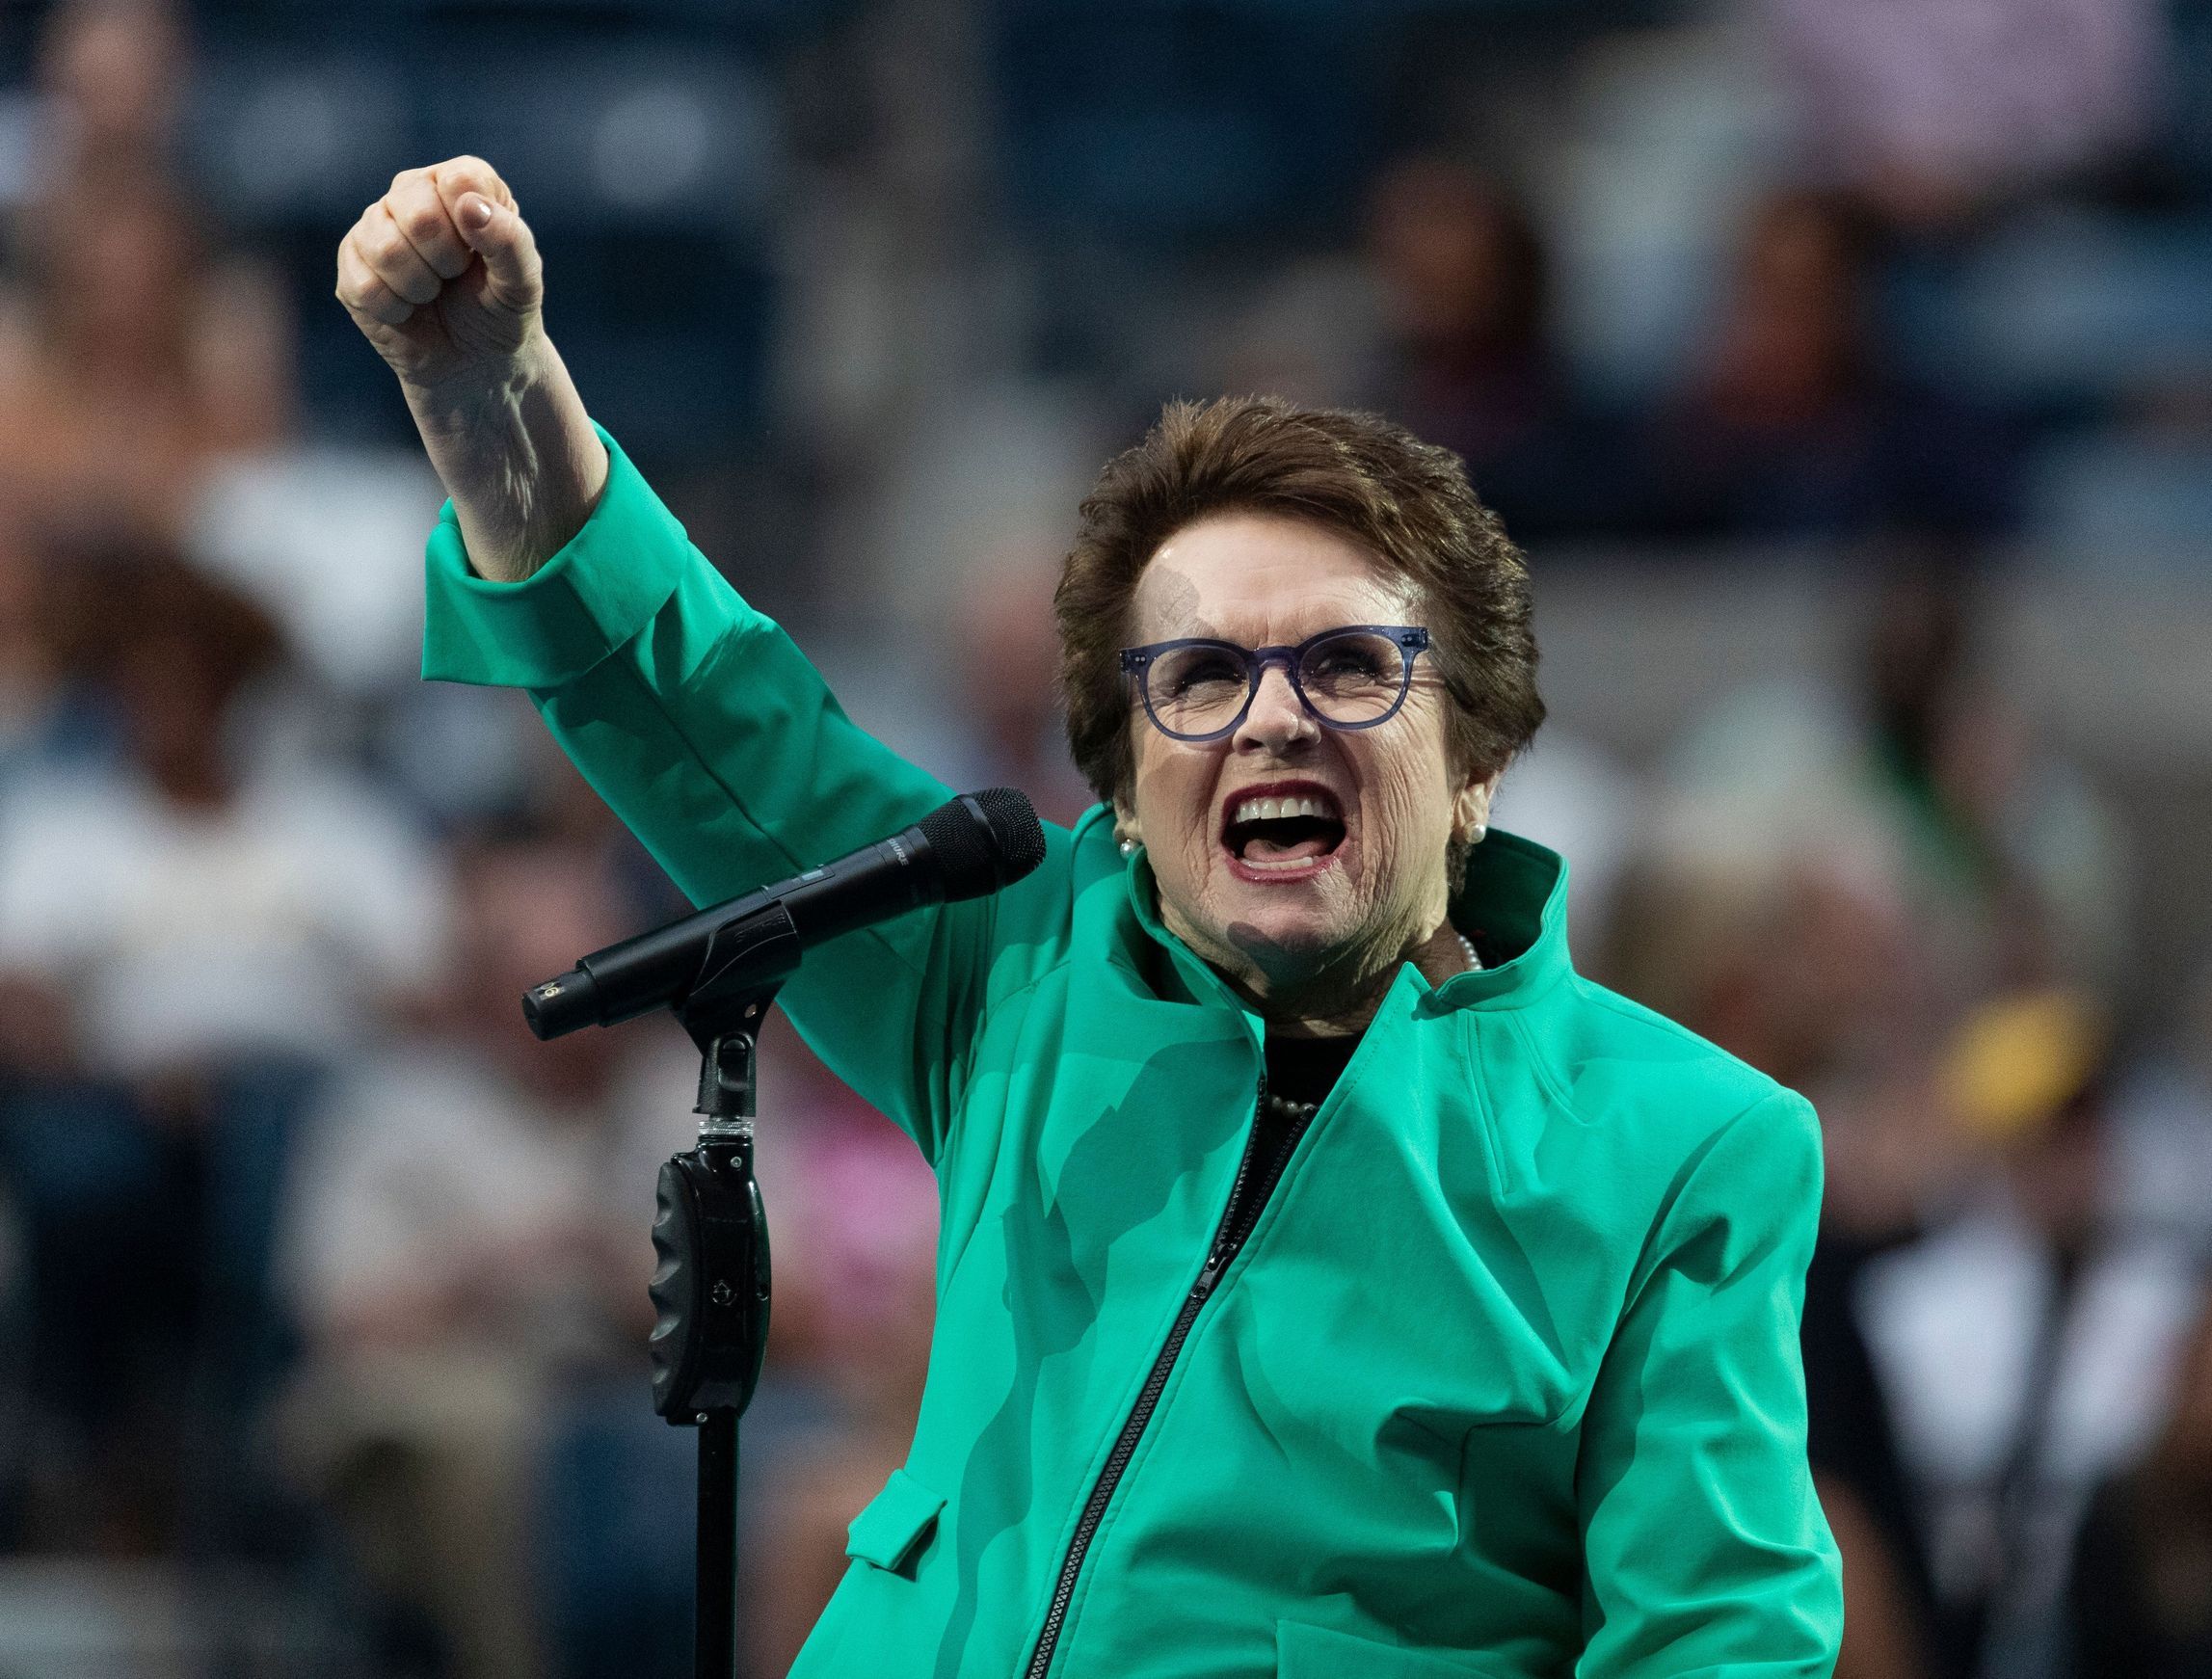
843, 1467, 946, 1577
1276, 1621, 1506, 1679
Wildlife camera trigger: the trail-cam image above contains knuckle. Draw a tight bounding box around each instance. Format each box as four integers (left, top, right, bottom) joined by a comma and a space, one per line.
399, 201, 447, 243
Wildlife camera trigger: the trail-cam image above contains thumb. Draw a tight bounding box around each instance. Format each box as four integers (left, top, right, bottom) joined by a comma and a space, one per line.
454, 191, 542, 310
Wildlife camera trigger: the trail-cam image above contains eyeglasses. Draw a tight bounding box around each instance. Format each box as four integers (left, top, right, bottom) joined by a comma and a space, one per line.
1118, 626, 1434, 742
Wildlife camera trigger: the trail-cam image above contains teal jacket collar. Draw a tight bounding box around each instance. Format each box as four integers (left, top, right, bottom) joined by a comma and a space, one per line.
1120, 822, 1575, 1022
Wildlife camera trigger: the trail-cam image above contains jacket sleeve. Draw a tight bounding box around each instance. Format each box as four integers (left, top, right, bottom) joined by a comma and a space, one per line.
1573, 1089, 1844, 1679
419, 424, 1071, 1164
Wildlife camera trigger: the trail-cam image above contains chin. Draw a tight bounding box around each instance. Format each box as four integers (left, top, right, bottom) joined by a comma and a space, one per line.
1209, 882, 1358, 965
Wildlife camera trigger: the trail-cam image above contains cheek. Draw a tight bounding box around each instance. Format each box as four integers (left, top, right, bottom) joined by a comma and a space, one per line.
1131, 737, 1219, 855
1354, 742, 1456, 893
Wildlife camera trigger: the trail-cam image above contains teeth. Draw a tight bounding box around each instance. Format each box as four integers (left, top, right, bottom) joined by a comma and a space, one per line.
1232, 793, 1340, 825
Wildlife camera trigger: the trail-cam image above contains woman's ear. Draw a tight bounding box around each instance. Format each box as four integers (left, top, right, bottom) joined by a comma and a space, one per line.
1453, 767, 1505, 845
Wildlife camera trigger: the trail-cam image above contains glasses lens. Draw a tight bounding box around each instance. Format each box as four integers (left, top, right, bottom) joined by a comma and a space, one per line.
1297, 630, 1407, 724
1145, 643, 1250, 736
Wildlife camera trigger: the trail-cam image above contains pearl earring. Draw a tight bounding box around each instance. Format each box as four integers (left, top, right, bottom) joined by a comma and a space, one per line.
1118, 837, 1137, 857
1467, 820, 1487, 844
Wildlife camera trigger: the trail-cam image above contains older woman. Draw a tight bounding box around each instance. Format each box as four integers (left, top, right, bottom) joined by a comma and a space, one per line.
340, 159, 1842, 1679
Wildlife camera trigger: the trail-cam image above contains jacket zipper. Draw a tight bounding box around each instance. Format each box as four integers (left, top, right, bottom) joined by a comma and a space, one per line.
1022, 1074, 1309, 1679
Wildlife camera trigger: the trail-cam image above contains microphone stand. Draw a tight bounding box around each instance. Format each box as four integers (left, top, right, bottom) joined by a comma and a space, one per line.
644, 901, 803, 1679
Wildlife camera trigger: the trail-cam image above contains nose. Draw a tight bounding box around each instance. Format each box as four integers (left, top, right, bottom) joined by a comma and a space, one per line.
1234, 657, 1317, 755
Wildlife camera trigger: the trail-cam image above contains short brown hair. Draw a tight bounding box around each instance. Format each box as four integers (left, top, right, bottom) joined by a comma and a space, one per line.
1055, 394, 1546, 813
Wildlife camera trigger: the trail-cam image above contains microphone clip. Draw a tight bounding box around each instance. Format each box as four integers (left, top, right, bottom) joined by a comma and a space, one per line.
675, 898, 804, 1068
646, 900, 797, 1431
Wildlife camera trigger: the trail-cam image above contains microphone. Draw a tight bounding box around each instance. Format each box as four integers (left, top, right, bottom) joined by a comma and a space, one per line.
522, 787, 1045, 1040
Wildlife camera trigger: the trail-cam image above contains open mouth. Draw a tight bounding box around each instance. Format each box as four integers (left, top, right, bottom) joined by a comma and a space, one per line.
1221, 786, 1348, 875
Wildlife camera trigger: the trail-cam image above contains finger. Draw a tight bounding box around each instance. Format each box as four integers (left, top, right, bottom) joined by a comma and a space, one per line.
427, 153, 515, 225
449, 191, 543, 312
385, 173, 472, 280
394, 155, 513, 210
334, 235, 413, 327
359, 201, 443, 306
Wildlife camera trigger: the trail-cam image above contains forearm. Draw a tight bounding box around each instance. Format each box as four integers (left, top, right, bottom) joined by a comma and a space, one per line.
401, 333, 607, 582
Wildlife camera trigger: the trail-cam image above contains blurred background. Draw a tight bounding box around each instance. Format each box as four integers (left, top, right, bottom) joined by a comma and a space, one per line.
0, 0, 2206, 1675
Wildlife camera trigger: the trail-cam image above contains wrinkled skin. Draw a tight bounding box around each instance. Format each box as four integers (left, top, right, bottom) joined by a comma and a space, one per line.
1113, 513, 1501, 1036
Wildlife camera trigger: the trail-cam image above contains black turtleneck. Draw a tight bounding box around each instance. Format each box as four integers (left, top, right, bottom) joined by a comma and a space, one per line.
1263, 1029, 1362, 1110
1213, 1029, 1361, 1256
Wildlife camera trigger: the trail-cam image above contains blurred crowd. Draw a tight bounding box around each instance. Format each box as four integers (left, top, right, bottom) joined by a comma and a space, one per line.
0, 1, 2206, 1677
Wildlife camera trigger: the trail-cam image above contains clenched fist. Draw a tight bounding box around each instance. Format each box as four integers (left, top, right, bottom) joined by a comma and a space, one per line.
336, 156, 542, 392
337, 156, 604, 581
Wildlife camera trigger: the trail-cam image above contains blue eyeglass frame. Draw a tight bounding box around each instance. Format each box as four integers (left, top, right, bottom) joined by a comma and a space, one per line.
1117, 625, 1433, 743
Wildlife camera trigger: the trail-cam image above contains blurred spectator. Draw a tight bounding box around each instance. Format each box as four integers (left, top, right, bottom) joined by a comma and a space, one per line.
2070, 1293, 2212, 1679
1604, 569, 2092, 1041
34, 0, 189, 175
0, 546, 447, 1552
0, 544, 447, 1081
1856, 997, 2204, 1676
1364, 158, 1627, 541
275, 830, 696, 1679
1760, 0, 2160, 227
0, 149, 291, 542
1644, 192, 2016, 542
1856, 566, 2132, 1000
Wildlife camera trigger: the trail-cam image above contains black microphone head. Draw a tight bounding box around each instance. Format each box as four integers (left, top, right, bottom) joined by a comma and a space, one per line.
920, 787, 1046, 900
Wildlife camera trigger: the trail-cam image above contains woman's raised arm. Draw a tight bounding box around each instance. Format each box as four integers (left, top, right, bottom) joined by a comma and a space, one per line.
334, 154, 605, 582
339, 158, 1079, 1160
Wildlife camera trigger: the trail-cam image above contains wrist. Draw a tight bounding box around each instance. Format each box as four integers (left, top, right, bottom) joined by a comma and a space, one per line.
399, 327, 551, 431
406, 336, 609, 581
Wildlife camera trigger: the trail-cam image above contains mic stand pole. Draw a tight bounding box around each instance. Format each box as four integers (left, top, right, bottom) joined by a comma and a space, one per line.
648, 902, 802, 1679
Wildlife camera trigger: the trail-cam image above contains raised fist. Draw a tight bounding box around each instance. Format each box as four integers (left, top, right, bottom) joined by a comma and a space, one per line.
335, 155, 545, 394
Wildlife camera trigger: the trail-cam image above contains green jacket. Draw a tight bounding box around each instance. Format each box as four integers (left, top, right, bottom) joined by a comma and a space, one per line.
422, 429, 1842, 1679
